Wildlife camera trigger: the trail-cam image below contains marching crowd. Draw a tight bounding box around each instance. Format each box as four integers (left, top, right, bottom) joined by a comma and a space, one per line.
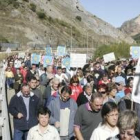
4, 52, 140, 140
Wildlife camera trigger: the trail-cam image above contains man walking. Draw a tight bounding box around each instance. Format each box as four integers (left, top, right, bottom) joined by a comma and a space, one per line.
74, 92, 103, 140
9, 84, 40, 140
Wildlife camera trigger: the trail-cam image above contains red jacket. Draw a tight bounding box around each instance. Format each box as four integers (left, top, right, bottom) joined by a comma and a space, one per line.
69, 85, 83, 101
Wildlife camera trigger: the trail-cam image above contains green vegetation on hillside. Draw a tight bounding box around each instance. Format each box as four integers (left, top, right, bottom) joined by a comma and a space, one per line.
0, 35, 9, 43
93, 42, 131, 59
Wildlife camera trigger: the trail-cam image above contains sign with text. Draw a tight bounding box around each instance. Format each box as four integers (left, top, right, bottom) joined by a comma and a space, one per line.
103, 52, 116, 63
70, 53, 86, 68
62, 57, 70, 69
18, 52, 25, 58
46, 46, 52, 56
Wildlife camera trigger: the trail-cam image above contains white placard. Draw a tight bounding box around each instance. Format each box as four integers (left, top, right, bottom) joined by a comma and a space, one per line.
6, 48, 11, 54
103, 52, 116, 63
70, 53, 86, 68
18, 52, 25, 58
132, 57, 140, 104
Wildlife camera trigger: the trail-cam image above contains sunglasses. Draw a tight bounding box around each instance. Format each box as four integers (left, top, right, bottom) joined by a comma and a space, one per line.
100, 91, 106, 94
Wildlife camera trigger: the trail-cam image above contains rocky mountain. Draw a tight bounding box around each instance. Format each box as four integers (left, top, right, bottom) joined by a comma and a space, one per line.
0, 0, 135, 49
120, 15, 140, 37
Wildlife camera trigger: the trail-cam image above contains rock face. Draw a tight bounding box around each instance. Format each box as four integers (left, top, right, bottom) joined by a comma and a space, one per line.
120, 15, 140, 36
0, 0, 135, 48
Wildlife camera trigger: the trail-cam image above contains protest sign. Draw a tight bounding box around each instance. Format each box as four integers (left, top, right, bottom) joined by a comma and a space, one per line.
130, 46, 140, 59
103, 52, 116, 63
70, 53, 86, 68
31, 53, 40, 64
18, 52, 25, 58
57, 46, 66, 56
46, 46, 52, 56
62, 57, 70, 69
43, 55, 53, 67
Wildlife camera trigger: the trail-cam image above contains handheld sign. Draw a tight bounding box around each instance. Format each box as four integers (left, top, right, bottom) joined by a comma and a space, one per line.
130, 46, 140, 59
57, 46, 66, 56
31, 53, 40, 64
43, 55, 53, 67
70, 53, 86, 68
103, 52, 116, 63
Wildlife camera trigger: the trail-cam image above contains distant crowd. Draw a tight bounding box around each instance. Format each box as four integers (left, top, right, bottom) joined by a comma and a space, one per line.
3, 52, 140, 140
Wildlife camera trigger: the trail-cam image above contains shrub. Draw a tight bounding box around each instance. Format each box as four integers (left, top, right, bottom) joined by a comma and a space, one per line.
37, 10, 46, 19
93, 42, 131, 59
30, 3, 36, 12
76, 16, 82, 21
23, 0, 29, 2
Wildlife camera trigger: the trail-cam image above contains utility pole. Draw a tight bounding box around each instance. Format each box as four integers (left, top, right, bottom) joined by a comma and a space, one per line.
87, 31, 88, 55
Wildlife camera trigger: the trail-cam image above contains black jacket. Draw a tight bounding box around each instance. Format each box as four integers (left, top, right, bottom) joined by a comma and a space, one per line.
9, 91, 40, 130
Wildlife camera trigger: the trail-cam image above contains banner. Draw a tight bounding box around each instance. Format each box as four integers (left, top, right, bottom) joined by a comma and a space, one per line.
43, 55, 53, 67
132, 57, 140, 104
62, 57, 70, 69
57, 46, 66, 56
103, 52, 116, 63
31, 53, 40, 64
130, 46, 140, 59
70, 53, 86, 68
46, 46, 52, 56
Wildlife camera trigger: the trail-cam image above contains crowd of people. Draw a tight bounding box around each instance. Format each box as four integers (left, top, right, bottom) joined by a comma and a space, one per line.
3, 52, 140, 140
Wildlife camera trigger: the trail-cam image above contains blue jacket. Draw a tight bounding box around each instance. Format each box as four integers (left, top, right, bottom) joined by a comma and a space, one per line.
47, 97, 77, 137
9, 91, 40, 130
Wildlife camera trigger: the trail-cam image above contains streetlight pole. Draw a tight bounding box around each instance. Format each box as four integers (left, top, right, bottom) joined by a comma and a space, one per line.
70, 26, 73, 52
86, 31, 88, 55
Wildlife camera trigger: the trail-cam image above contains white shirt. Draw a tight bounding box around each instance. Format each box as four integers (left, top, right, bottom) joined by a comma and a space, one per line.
90, 124, 119, 140
55, 73, 68, 83
27, 124, 60, 140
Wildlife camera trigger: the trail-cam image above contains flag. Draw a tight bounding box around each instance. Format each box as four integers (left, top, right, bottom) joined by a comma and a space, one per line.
46, 46, 52, 56
57, 46, 66, 56
31, 53, 40, 64
43, 55, 53, 67
62, 57, 70, 69
130, 46, 140, 59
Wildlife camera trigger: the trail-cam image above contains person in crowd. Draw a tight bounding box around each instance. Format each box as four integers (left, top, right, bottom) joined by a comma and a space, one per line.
86, 74, 97, 93
74, 92, 103, 140
76, 84, 92, 106
93, 62, 105, 85
20, 66, 28, 84
115, 80, 125, 104
14, 58, 22, 69
46, 65, 54, 83
124, 77, 133, 95
14, 68, 23, 93
55, 67, 68, 83
48, 86, 77, 140
69, 75, 83, 101
97, 84, 108, 103
9, 61, 17, 75
109, 110, 139, 140
43, 77, 60, 105
90, 102, 119, 140
104, 83, 117, 104
5, 66, 15, 89
9, 84, 40, 140
25, 56, 31, 69
115, 66, 127, 85
28, 77, 43, 104
26, 64, 37, 82
76, 69, 85, 87
98, 73, 110, 85
27, 106, 60, 140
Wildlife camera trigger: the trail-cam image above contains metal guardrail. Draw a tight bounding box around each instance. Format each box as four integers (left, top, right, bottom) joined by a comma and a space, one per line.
0, 65, 11, 140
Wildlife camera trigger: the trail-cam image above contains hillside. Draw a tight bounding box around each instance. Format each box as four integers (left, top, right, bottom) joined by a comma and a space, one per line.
0, 0, 135, 49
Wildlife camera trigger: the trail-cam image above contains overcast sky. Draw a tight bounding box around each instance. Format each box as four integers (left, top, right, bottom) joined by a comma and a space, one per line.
80, 0, 140, 27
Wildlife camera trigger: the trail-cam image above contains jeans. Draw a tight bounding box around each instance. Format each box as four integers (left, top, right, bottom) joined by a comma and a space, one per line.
14, 129, 28, 140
